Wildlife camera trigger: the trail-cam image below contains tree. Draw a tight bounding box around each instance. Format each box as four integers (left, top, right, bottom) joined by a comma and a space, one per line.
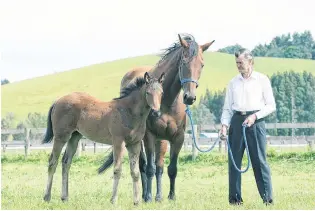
217, 44, 244, 54
1, 79, 10, 85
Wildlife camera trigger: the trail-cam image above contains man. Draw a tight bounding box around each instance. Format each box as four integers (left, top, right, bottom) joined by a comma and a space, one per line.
219, 48, 276, 205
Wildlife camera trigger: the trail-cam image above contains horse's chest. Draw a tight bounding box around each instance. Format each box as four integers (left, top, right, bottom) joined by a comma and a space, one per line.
147, 113, 181, 139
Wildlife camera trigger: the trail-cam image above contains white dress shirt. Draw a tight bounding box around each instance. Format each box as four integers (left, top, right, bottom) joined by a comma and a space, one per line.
221, 71, 276, 127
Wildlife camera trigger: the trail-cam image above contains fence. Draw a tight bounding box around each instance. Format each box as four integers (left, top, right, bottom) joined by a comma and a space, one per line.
1, 123, 315, 159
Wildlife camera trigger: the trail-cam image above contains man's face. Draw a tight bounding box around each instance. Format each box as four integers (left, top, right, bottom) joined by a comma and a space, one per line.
235, 55, 252, 74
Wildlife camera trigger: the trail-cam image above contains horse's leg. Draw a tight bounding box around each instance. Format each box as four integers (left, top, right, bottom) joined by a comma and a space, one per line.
111, 141, 125, 204
167, 132, 185, 200
143, 131, 156, 202
61, 131, 82, 201
139, 141, 147, 201
43, 137, 67, 202
126, 142, 142, 205
155, 139, 168, 202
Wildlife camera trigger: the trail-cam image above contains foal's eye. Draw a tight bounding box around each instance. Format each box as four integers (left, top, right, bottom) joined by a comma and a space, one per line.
201, 64, 204, 68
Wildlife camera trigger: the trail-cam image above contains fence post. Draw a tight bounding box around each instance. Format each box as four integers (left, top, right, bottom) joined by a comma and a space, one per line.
76, 140, 82, 157
94, 142, 97, 154
24, 128, 31, 159
192, 125, 198, 161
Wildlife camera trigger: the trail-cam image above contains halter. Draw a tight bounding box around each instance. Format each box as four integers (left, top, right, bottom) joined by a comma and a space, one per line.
178, 47, 200, 88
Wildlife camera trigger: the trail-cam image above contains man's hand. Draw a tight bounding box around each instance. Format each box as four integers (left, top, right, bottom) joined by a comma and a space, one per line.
219, 124, 228, 140
243, 114, 257, 127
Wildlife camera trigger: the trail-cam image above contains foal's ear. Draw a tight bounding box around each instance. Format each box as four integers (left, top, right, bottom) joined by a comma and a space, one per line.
159, 72, 165, 84
144, 72, 152, 84
178, 34, 188, 48
201, 40, 215, 52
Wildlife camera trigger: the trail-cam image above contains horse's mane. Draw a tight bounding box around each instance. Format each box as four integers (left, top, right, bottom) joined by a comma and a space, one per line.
113, 77, 146, 100
157, 33, 199, 65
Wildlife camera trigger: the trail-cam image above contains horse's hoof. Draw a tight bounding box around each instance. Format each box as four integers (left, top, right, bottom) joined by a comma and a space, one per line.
168, 194, 176, 201
43, 194, 51, 202
144, 195, 152, 203
134, 201, 140, 206
155, 195, 163, 202
61, 196, 68, 202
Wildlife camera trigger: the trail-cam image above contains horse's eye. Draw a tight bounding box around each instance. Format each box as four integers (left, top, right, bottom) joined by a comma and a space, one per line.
201, 64, 204, 68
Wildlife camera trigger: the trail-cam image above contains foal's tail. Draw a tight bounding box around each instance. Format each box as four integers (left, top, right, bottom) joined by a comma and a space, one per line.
98, 141, 147, 174
42, 103, 55, 144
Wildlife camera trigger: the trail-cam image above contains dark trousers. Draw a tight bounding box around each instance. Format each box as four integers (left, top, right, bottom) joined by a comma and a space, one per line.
228, 113, 273, 203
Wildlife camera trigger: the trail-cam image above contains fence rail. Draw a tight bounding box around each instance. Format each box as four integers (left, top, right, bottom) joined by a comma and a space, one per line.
2, 123, 315, 159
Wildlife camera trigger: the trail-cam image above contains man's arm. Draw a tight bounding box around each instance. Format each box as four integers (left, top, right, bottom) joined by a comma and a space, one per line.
255, 76, 276, 120
221, 82, 234, 127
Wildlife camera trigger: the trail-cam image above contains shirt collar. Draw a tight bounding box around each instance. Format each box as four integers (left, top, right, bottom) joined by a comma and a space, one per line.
238, 70, 258, 80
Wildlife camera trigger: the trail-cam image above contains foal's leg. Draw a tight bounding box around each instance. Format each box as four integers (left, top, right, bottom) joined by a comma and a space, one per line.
155, 139, 168, 202
143, 131, 156, 202
43, 137, 67, 202
139, 141, 147, 200
111, 141, 125, 204
168, 132, 184, 200
61, 131, 82, 201
126, 142, 142, 205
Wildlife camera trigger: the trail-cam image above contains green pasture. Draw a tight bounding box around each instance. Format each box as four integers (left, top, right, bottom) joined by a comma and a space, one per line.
1, 149, 315, 210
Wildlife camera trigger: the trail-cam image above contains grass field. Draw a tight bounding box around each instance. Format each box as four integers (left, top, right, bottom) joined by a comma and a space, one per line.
1, 149, 315, 210
2, 51, 315, 124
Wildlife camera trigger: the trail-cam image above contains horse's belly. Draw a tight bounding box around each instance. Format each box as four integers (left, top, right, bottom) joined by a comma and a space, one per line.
76, 118, 111, 144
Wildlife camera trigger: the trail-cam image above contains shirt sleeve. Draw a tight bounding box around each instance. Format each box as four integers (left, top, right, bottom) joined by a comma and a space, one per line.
221, 81, 234, 127
255, 75, 276, 120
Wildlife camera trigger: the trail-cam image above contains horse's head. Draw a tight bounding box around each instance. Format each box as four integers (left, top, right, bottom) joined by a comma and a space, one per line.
178, 34, 215, 105
144, 72, 165, 117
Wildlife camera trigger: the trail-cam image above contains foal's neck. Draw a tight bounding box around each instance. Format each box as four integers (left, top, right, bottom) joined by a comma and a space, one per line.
123, 87, 151, 117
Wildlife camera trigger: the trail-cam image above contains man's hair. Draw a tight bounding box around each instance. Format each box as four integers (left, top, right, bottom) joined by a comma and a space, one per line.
234, 48, 254, 61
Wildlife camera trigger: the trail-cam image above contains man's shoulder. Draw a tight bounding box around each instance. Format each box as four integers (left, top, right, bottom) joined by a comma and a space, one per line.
253, 71, 270, 81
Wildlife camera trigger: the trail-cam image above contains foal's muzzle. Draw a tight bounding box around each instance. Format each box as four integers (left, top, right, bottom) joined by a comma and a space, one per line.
151, 109, 161, 118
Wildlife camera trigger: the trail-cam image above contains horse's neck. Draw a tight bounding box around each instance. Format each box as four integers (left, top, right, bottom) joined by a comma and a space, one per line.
153, 50, 182, 106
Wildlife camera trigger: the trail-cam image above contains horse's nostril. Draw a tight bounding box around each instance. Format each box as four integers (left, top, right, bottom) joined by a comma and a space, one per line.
184, 94, 188, 100
194, 96, 196, 101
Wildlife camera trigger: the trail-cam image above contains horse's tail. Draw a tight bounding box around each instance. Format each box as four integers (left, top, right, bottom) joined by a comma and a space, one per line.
98, 141, 147, 174
98, 150, 114, 174
42, 103, 55, 144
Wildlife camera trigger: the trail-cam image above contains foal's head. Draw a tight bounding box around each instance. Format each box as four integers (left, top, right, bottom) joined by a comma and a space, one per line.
144, 72, 165, 117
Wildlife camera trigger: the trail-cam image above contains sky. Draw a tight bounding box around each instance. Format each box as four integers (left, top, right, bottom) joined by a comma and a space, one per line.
1, 0, 314, 82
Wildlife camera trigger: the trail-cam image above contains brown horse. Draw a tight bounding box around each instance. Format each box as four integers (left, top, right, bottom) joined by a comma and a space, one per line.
42, 72, 165, 205
99, 34, 215, 202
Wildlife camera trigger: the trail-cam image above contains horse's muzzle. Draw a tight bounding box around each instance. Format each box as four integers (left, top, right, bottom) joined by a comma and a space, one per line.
151, 109, 161, 118
183, 93, 196, 105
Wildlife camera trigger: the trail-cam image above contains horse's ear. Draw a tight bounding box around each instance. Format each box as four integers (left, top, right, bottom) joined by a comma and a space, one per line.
201, 40, 215, 52
159, 72, 165, 84
144, 72, 151, 84
178, 34, 188, 48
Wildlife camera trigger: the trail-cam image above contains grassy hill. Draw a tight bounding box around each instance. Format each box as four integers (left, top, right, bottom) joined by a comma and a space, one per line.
2, 52, 315, 123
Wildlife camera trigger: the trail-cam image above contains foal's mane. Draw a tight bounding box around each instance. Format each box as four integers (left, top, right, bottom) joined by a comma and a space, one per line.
157, 34, 199, 66
113, 77, 146, 100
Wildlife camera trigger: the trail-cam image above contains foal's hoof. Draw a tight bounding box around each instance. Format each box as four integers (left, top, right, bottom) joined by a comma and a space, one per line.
155, 195, 163, 202
110, 198, 117, 204
168, 194, 176, 201
43, 194, 51, 202
134, 201, 140, 206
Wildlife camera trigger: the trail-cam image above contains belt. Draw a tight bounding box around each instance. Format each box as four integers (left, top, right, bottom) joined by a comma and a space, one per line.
234, 110, 259, 116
